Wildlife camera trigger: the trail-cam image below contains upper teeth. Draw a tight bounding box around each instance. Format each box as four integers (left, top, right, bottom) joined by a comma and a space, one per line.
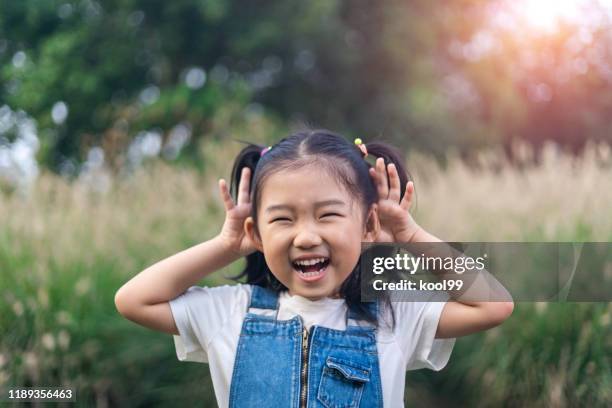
294, 258, 327, 266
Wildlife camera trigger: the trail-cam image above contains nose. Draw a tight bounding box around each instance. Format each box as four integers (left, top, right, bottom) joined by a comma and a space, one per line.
293, 224, 323, 248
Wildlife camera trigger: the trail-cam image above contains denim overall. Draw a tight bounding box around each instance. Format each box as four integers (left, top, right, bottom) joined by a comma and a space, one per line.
228, 285, 383, 407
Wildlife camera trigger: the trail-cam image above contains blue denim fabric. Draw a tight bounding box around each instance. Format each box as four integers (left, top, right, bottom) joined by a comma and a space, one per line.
229, 286, 383, 407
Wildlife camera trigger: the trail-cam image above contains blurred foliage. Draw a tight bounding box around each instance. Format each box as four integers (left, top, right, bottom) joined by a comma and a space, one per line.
1, 0, 612, 172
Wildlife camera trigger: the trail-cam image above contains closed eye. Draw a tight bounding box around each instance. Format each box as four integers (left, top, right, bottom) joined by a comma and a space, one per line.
271, 217, 291, 223
322, 213, 342, 218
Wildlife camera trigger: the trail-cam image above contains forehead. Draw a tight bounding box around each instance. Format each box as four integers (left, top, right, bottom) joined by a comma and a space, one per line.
259, 166, 356, 212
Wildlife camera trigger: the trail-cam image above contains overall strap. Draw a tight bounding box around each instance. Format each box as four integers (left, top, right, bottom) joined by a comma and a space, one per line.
248, 285, 279, 311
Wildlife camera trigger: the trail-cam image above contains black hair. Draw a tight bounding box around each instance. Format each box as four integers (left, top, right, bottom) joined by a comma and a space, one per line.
228, 128, 413, 330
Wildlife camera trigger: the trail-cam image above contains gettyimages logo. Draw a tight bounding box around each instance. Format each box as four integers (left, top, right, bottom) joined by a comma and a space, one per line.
372, 252, 487, 275
360, 242, 612, 302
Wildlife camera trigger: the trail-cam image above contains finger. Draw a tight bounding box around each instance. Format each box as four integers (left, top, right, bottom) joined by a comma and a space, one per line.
237, 167, 251, 205
399, 181, 414, 211
369, 167, 384, 198
368, 167, 378, 184
375, 158, 389, 198
219, 179, 235, 211
387, 163, 400, 202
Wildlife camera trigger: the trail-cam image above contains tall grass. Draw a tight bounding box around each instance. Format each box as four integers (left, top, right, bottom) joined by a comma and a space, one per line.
1, 141, 610, 407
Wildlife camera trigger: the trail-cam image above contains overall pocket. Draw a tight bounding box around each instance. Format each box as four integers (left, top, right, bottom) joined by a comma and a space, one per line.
317, 356, 371, 408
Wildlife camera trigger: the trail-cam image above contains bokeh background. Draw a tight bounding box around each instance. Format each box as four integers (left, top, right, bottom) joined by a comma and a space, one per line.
1, 0, 611, 406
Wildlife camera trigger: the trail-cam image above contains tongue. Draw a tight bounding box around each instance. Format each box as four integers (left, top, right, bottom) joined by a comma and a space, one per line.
301, 262, 323, 272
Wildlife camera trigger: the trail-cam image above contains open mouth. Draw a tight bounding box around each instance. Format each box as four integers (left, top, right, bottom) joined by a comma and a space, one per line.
291, 257, 330, 279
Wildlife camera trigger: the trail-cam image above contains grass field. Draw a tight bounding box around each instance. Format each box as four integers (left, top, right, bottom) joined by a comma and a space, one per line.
1, 141, 610, 407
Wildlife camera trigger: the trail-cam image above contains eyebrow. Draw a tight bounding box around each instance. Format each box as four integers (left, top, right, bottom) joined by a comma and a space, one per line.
265, 199, 347, 214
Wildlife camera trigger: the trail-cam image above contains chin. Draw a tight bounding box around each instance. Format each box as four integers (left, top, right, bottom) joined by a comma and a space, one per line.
293, 284, 338, 300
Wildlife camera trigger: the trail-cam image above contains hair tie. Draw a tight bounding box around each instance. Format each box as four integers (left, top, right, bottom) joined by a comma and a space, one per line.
260, 145, 272, 157
354, 138, 368, 158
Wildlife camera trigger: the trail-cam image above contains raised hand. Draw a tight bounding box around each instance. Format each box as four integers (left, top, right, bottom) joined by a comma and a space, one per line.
368, 157, 421, 242
217, 167, 258, 257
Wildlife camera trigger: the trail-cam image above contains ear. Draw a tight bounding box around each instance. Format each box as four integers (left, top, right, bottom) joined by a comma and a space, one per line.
244, 216, 264, 252
362, 204, 380, 242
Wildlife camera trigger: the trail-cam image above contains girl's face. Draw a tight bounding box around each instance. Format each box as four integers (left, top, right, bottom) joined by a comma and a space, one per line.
245, 165, 379, 301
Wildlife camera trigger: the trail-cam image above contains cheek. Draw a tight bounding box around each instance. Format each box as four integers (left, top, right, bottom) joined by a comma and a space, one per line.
334, 240, 363, 268
340, 221, 367, 245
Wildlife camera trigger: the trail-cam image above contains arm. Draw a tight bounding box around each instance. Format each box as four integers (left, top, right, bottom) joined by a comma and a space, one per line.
399, 228, 514, 339
114, 236, 241, 335
369, 158, 514, 340
115, 168, 256, 335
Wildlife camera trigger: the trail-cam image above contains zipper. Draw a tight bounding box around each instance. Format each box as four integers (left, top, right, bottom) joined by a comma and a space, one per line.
300, 325, 310, 408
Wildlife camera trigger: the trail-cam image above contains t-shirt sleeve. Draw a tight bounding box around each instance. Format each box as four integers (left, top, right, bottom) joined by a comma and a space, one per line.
390, 291, 456, 371
168, 283, 251, 363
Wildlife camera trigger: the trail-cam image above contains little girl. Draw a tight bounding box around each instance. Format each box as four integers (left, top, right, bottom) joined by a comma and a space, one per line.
115, 129, 514, 407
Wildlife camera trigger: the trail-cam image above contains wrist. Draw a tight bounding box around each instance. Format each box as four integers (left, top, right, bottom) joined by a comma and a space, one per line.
395, 224, 422, 243
215, 233, 242, 260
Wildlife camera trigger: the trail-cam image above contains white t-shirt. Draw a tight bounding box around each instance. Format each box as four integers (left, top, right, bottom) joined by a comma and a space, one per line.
169, 283, 455, 408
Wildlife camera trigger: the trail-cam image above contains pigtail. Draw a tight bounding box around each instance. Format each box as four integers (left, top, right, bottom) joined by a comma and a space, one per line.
226, 140, 288, 291
228, 140, 260, 201
351, 140, 411, 331
363, 142, 413, 206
